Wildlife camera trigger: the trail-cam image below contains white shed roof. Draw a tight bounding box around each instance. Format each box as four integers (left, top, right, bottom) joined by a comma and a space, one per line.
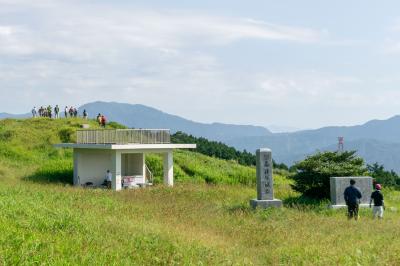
54, 143, 196, 150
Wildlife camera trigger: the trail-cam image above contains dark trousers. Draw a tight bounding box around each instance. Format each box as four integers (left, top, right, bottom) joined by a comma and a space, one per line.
347, 203, 359, 220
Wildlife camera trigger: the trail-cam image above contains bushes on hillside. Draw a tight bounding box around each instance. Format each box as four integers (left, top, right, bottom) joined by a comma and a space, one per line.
367, 162, 400, 187
171, 131, 289, 170
172, 131, 256, 166
58, 127, 75, 143
0, 129, 15, 141
290, 151, 366, 199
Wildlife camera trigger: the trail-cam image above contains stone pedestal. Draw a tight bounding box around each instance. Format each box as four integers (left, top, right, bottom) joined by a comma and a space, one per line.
250, 148, 282, 209
250, 199, 283, 208
330, 176, 372, 208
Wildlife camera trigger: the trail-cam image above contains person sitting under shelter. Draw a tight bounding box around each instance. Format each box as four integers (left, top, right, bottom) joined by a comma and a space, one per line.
105, 170, 112, 189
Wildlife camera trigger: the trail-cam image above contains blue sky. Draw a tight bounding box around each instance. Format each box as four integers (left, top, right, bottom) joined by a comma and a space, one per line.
1, 0, 400, 130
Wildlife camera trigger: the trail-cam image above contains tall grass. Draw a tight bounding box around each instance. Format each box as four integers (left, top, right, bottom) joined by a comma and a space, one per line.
1, 118, 400, 264
145, 151, 256, 185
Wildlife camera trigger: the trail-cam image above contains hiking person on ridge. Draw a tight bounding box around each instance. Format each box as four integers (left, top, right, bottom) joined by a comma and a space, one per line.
54, 105, 60, 119
69, 106, 74, 118
47, 105, 52, 118
32, 107, 37, 118
97, 113, 102, 125
344, 179, 362, 220
100, 115, 107, 128
83, 109, 88, 120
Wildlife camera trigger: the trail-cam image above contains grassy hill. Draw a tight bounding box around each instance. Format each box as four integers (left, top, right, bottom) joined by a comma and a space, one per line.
1, 118, 400, 265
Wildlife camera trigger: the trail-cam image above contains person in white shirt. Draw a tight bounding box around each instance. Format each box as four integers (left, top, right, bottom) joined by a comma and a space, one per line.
32, 107, 37, 118
105, 170, 112, 189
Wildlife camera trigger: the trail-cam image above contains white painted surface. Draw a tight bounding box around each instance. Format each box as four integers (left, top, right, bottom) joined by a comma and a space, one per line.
122, 153, 144, 176
58, 143, 189, 190
142, 153, 146, 181
111, 151, 122, 191
73, 150, 79, 185
163, 150, 173, 186
54, 143, 196, 150
74, 149, 113, 186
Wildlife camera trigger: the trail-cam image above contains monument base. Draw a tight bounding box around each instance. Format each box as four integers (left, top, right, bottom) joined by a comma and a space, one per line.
330, 204, 370, 209
250, 199, 283, 209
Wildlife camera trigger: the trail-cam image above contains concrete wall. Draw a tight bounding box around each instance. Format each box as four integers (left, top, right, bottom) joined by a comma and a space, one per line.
121, 153, 144, 176
74, 148, 113, 186
330, 176, 373, 206
73, 148, 174, 189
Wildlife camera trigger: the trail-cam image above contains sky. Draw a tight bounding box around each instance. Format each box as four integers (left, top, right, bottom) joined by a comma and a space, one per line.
1, 0, 400, 130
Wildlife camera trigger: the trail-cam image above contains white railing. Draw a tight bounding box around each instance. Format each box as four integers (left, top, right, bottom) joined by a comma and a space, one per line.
76, 129, 171, 144
145, 164, 154, 185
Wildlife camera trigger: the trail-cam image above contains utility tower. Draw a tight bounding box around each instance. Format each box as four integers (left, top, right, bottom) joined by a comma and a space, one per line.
338, 137, 344, 152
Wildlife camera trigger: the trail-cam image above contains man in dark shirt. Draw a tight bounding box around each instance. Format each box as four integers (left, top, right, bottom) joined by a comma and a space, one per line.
344, 179, 362, 220
370, 184, 384, 219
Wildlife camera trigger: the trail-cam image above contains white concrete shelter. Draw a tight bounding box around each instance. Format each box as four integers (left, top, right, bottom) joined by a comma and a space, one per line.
55, 129, 196, 191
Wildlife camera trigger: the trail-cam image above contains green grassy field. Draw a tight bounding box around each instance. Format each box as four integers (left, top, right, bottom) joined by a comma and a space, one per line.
1, 118, 400, 265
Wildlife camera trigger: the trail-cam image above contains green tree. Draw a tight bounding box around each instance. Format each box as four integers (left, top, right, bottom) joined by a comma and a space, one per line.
290, 151, 366, 199
171, 131, 290, 170
367, 162, 400, 187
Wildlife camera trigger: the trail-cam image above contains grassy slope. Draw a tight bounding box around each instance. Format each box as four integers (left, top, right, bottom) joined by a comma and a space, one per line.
1, 118, 400, 265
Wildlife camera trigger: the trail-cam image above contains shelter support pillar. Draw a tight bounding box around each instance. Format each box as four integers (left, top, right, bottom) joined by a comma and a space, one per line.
73, 148, 80, 186
163, 150, 173, 186
112, 150, 122, 191
142, 153, 146, 179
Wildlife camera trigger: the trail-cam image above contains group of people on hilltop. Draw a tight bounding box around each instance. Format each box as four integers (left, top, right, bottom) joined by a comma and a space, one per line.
344, 179, 385, 220
96, 113, 107, 128
32, 105, 60, 118
64, 106, 79, 118
31, 105, 89, 121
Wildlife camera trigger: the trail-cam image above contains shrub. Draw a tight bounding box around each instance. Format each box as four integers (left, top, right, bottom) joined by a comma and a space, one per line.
107, 121, 127, 129
0, 129, 15, 142
145, 154, 163, 184
290, 151, 366, 199
171, 131, 290, 170
367, 162, 400, 187
58, 127, 75, 143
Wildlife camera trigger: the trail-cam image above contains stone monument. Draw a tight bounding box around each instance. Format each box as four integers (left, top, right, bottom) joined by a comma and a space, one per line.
330, 176, 373, 208
250, 148, 283, 209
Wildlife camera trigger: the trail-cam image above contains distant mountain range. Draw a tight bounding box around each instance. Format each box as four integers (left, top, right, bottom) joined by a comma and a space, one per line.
225, 116, 400, 169
79, 102, 272, 141
0, 112, 30, 119
2, 101, 400, 172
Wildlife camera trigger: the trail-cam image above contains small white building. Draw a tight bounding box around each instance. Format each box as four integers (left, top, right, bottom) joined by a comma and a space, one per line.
55, 129, 196, 190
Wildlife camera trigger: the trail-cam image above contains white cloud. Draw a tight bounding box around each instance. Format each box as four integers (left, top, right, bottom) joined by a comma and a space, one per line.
0, 26, 13, 35
0, 1, 398, 129
382, 39, 400, 54
0, 2, 325, 60
0, 1, 325, 112
381, 19, 400, 55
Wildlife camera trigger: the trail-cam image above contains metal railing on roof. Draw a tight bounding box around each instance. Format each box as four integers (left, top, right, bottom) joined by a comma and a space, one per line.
76, 129, 171, 144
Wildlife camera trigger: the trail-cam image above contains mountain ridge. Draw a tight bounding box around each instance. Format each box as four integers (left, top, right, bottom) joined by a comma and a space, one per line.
78, 101, 272, 141
2, 101, 400, 171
